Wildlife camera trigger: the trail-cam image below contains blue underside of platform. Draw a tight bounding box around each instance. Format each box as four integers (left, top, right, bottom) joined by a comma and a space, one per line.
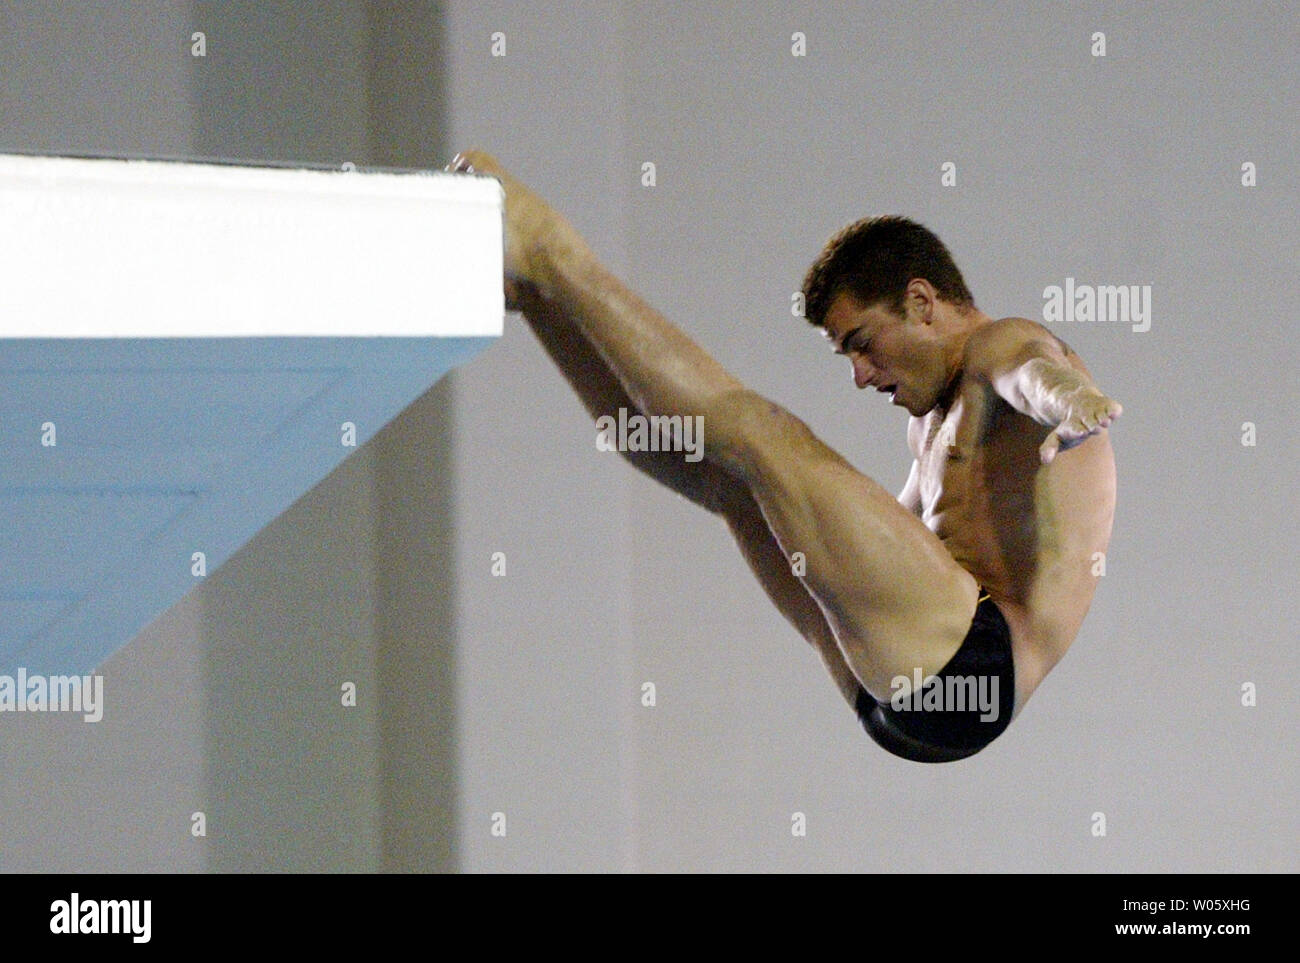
0, 337, 492, 675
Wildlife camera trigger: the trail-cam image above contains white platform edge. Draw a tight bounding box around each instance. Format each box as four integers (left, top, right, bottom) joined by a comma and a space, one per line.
0, 153, 505, 338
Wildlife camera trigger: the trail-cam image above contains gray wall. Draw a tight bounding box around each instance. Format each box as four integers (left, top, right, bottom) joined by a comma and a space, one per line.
437, 0, 1300, 871
2, 0, 1296, 872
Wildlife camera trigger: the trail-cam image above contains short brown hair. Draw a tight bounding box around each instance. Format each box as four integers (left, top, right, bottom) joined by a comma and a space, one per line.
800, 216, 974, 327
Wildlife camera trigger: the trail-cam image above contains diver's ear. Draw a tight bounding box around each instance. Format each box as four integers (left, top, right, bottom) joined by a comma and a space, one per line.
904, 278, 938, 323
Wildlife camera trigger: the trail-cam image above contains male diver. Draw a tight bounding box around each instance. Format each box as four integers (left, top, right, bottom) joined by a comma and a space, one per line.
449, 150, 1120, 762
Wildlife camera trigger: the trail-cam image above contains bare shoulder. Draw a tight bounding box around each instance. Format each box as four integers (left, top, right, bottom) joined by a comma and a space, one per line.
963, 316, 1076, 379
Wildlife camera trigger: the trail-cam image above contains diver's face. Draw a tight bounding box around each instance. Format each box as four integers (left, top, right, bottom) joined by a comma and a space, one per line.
822, 292, 946, 415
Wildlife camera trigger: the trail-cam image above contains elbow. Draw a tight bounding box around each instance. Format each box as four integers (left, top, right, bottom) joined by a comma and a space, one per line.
1004, 358, 1069, 427
992, 360, 1040, 422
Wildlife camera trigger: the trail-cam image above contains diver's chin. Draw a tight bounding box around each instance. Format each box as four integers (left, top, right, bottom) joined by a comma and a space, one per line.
897, 395, 928, 418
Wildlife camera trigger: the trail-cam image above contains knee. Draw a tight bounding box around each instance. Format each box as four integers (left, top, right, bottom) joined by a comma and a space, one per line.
703, 389, 818, 478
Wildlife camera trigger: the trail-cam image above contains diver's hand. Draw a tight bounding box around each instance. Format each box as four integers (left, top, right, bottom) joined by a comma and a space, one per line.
1039, 390, 1122, 464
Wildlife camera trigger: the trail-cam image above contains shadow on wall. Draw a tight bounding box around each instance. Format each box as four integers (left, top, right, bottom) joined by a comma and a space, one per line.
193, 0, 458, 871
199, 378, 459, 872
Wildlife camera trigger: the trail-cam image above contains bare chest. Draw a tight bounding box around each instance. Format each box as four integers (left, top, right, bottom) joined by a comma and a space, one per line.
914, 396, 981, 517
911, 384, 1041, 540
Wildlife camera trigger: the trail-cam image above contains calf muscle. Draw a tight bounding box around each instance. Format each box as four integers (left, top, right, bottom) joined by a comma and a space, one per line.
515, 282, 735, 514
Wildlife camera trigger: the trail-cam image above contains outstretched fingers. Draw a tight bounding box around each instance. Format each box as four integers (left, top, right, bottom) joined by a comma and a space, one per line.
1039, 396, 1122, 463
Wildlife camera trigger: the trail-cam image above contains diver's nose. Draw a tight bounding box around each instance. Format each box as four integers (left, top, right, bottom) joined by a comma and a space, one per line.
851, 356, 874, 389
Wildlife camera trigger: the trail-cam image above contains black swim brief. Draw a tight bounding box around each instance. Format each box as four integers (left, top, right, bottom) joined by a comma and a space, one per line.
854, 591, 1015, 763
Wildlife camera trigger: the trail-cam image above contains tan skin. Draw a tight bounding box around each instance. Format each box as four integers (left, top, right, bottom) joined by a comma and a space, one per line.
449, 149, 1120, 736
823, 291, 1119, 713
